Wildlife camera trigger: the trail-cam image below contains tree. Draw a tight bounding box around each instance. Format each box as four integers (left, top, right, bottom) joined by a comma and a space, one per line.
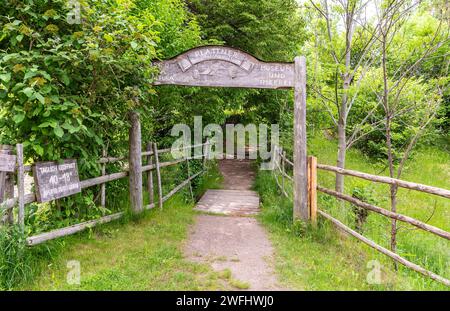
306, 0, 390, 192
374, 0, 448, 267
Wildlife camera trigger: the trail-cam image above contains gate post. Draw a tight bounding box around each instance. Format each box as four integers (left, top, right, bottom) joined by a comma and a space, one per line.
293, 56, 308, 221
129, 111, 143, 214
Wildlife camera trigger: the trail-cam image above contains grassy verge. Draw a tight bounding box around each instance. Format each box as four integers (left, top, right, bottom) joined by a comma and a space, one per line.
255, 135, 449, 290
12, 162, 238, 290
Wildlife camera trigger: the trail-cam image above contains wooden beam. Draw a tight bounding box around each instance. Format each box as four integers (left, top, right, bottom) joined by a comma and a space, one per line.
317, 164, 450, 199
101, 148, 106, 207
317, 186, 450, 240
1, 171, 129, 211
153, 143, 163, 209
281, 149, 285, 195
293, 56, 308, 221
308, 156, 317, 224
318, 209, 450, 286
161, 171, 203, 203
128, 111, 143, 214
185, 155, 194, 201
26, 212, 124, 246
203, 139, 209, 169
146, 143, 154, 205
154, 46, 294, 89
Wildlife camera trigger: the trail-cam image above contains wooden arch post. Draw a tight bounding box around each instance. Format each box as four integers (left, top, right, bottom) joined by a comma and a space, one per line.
153, 45, 310, 222
293, 56, 308, 221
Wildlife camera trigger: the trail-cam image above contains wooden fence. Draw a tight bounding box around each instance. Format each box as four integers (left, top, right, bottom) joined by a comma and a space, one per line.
0, 140, 211, 247
271, 145, 450, 286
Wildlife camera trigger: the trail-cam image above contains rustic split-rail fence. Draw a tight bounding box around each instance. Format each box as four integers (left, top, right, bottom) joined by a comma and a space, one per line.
271, 145, 450, 286
0, 112, 211, 247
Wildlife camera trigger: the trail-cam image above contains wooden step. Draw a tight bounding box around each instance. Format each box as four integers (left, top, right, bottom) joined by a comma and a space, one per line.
194, 189, 260, 216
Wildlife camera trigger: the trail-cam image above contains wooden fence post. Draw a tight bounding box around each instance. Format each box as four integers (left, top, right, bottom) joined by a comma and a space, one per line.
153, 143, 163, 209
16, 144, 25, 231
146, 142, 154, 205
0, 145, 14, 225
281, 149, 286, 195
271, 145, 277, 176
293, 56, 308, 221
128, 111, 143, 214
101, 148, 106, 208
185, 153, 194, 201
308, 156, 317, 224
202, 138, 209, 169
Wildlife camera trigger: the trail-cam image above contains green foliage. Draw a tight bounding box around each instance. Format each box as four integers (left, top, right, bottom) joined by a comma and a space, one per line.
0, 0, 203, 233
0, 0, 159, 163
187, 0, 305, 62
351, 184, 378, 233
186, 0, 306, 127
303, 0, 448, 162
0, 225, 32, 290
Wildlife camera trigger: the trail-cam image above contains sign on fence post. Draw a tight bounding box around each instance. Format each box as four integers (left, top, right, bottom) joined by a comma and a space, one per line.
33, 159, 81, 203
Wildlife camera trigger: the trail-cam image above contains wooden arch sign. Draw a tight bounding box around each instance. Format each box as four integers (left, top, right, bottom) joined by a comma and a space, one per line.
154, 45, 294, 89
153, 45, 309, 221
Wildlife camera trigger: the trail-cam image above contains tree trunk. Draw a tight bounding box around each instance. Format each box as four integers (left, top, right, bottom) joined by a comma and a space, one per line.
335, 9, 353, 193
336, 114, 347, 193
382, 32, 398, 269
386, 115, 399, 271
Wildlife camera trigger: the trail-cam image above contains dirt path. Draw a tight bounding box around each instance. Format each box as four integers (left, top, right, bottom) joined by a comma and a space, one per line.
218, 159, 255, 190
184, 159, 285, 290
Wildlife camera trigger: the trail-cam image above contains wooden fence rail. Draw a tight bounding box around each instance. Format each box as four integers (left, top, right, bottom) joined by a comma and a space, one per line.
0, 140, 211, 246
317, 186, 450, 240
270, 144, 450, 286
317, 164, 450, 199
0, 143, 210, 212
318, 210, 450, 286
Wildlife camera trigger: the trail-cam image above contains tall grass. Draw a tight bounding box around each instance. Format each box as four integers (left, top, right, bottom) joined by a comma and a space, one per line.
0, 225, 33, 289
257, 134, 449, 290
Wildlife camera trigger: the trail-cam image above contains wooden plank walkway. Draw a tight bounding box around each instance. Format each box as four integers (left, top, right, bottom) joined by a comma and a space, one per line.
194, 189, 260, 216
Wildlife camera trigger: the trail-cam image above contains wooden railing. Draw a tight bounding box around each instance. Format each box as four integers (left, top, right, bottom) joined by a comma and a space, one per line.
271, 145, 450, 286
0, 141, 211, 246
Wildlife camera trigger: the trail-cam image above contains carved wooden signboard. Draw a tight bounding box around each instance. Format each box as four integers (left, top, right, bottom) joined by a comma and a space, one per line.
0, 154, 16, 172
154, 46, 294, 89
33, 159, 81, 203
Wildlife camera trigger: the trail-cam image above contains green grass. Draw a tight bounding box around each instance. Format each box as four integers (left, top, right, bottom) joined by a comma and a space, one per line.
14, 162, 240, 290
254, 134, 449, 290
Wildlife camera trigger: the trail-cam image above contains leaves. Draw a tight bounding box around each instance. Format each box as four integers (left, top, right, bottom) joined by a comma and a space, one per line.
53, 125, 64, 138
34, 92, 45, 105
21, 87, 34, 97
0, 73, 11, 83
13, 113, 25, 124
32, 145, 44, 157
